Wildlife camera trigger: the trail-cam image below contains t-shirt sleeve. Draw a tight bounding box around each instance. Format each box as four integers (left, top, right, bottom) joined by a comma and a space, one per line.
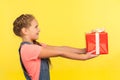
21, 44, 42, 60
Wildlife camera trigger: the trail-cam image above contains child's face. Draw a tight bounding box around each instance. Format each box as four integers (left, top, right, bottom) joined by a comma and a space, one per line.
26, 19, 40, 41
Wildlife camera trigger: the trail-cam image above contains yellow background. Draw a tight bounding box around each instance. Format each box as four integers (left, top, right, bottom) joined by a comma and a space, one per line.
0, 0, 120, 80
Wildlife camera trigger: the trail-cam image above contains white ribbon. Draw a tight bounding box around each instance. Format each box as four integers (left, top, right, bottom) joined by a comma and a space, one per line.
95, 32, 100, 54
94, 28, 104, 54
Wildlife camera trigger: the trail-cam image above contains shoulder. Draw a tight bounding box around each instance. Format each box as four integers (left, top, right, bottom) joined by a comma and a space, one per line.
20, 44, 42, 59
21, 44, 41, 51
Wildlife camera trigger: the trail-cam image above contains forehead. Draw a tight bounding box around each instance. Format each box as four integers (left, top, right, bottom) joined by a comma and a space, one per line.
30, 19, 38, 26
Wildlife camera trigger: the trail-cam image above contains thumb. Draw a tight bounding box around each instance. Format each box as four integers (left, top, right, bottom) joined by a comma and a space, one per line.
87, 50, 99, 57
88, 50, 96, 54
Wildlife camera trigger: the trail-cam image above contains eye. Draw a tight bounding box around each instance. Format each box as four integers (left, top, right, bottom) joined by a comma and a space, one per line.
35, 25, 38, 28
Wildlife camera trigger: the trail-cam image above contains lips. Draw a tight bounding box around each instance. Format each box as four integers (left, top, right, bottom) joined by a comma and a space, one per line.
36, 33, 39, 35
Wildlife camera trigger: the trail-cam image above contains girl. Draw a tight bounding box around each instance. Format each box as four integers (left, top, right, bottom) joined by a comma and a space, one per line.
13, 14, 98, 80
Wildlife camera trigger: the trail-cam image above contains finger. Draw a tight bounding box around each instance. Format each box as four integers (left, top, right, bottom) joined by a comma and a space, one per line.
91, 54, 99, 57
88, 50, 96, 54
82, 48, 87, 53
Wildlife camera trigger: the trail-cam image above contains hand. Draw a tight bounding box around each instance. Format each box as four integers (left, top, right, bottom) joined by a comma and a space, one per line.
83, 50, 99, 60
80, 48, 87, 54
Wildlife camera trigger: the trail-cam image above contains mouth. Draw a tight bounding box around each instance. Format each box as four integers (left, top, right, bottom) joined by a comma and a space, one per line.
36, 32, 39, 35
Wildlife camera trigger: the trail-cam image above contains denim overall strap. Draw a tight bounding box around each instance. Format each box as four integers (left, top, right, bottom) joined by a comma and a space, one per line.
19, 42, 32, 80
39, 58, 50, 80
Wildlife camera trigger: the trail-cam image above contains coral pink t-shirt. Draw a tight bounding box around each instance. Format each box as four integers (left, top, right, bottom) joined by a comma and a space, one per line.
20, 43, 44, 80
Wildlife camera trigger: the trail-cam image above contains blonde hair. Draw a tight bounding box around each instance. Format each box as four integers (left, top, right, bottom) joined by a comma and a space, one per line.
13, 14, 35, 36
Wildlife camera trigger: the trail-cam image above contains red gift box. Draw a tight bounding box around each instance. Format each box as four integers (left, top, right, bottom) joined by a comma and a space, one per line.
86, 29, 108, 54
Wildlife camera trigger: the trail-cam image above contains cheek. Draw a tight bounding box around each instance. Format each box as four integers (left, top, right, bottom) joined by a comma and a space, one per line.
28, 28, 38, 37
28, 30, 35, 36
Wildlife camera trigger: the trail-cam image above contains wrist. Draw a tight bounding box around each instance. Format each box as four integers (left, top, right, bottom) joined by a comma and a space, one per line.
79, 48, 86, 54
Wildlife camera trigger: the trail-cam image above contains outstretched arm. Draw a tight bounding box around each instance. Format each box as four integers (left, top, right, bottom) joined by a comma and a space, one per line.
39, 45, 98, 60
59, 46, 86, 54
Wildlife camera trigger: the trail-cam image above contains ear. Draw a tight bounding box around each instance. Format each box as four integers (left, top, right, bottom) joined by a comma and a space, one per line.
21, 27, 28, 35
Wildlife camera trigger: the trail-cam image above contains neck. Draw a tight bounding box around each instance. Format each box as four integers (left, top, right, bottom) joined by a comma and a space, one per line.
22, 36, 33, 44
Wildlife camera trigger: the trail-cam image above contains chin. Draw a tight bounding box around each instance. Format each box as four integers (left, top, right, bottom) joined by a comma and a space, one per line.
32, 36, 39, 41
34, 38, 38, 41
32, 38, 38, 41
35, 37, 39, 40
